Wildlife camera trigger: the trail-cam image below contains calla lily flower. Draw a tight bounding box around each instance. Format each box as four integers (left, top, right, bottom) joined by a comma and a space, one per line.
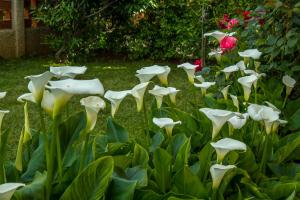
195, 75, 205, 83
264, 101, 281, 113
0, 92, 6, 99
228, 113, 249, 130
211, 138, 247, 163
221, 85, 230, 100
229, 94, 239, 111
130, 82, 149, 112
204, 31, 236, 42
149, 85, 177, 109
25, 71, 54, 104
104, 90, 131, 118
236, 61, 246, 71
208, 49, 223, 63
221, 65, 239, 80
50, 66, 87, 79
42, 79, 104, 118
177, 63, 198, 84
199, 108, 235, 139
237, 75, 258, 101
238, 49, 262, 60
80, 96, 106, 131
194, 82, 216, 96
210, 164, 236, 189
272, 119, 288, 133
167, 87, 180, 104
0, 110, 9, 132
0, 183, 25, 200
153, 117, 181, 136
282, 75, 296, 96
17, 93, 36, 103
243, 70, 266, 88
247, 104, 280, 134
136, 65, 170, 85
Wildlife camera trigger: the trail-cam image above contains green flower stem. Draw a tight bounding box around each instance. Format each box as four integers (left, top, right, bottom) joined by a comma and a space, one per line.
39, 108, 49, 172
55, 121, 63, 182
79, 130, 89, 172
142, 101, 150, 145
212, 188, 218, 200
254, 86, 257, 103
259, 134, 272, 174
282, 94, 288, 109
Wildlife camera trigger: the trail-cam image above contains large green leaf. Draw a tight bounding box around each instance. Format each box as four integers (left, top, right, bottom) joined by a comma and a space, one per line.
173, 137, 191, 172
288, 108, 300, 130
134, 189, 163, 200
167, 134, 188, 158
171, 166, 208, 199
273, 132, 300, 163
106, 117, 129, 143
13, 171, 47, 200
197, 143, 213, 181
60, 156, 114, 200
149, 132, 164, 153
21, 135, 45, 182
262, 180, 300, 200
92, 135, 108, 159
268, 163, 300, 177
126, 166, 148, 188
132, 143, 149, 168
107, 176, 137, 200
153, 148, 172, 193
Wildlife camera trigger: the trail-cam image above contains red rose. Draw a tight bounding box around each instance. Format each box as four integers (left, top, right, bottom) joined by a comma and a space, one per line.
223, 14, 230, 22
227, 18, 239, 29
220, 36, 237, 52
194, 59, 203, 72
243, 11, 252, 21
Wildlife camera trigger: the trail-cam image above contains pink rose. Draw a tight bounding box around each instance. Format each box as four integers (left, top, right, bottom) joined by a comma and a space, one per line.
227, 19, 239, 29
220, 36, 237, 52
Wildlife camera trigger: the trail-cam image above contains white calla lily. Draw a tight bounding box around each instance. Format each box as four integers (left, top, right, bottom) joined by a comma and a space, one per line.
148, 85, 170, 109
0, 183, 25, 200
136, 65, 170, 85
210, 164, 236, 189
221, 65, 239, 80
247, 104, 265, 121
264, 101, 281, 113
80, 96, 106, 131
238, 75, 258, 101
131, 82, 149, 112
229, 94, 239, 111
167, 87, 180, 104
236, 61, 246, 71
25, 71, 54, 104
211, 138, 247, 163
0, 92, 6, 99
221, 85, 230, 100
228, 113, 249, 130
272, 119, 288, 133
194, 82, 216, 96
282, 75, 296, 96
199, 108, 235, 139
243, 70, 266, 88
17, 93, 36, 103
177, 63, 197, 84
238, 49, 262, 60
104, 90, 131, 118
0, 110, 9, 132
153, 117, 181, 136
195, 75, 205, 83
50, 66, 87, 79
204, 31, 235, 42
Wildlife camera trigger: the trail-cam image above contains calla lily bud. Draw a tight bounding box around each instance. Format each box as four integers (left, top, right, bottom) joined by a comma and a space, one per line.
221, 85, 230, 100
282, 75, 296, 96
229, 94, 239, 112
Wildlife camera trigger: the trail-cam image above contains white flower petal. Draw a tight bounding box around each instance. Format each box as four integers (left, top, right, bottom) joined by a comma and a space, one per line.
50, 66, 87, 78
153, 117, 181, 136
204, 31, 235, 42
0, 183, 25, 200
0, 110, 9, 131
17, 93, 36, 103
168, 87, 180, 104
48, 79, 104, 95
237, 75, 258, 101
227, 113, 249, 129
136, 65, 170, 84
210, 164, 236, 189
199, 108, 235, 139
221, 85, 230, 100
229, 94, 239, 111
236, 61, 246, 71
149, 85, 170, 108
238, 49, 262, 60
211, 138, 246, 162
131, 82, 149, 112
282, 75, 296, 88
195, 75, 205, 83
80, 96, 105, 131
0, 92, 7, 99
104, 90, 131, 117
194, 82, 216, 89
177, 63, 197, 84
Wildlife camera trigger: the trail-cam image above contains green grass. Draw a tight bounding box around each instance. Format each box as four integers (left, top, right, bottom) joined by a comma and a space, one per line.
0, 57, 198, 159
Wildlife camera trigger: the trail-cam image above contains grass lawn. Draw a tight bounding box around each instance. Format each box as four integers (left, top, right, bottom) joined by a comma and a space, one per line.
0, 57, 198, 159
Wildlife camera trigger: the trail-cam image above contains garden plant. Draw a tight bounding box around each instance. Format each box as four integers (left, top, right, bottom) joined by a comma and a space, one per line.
0, 24, 299, 199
